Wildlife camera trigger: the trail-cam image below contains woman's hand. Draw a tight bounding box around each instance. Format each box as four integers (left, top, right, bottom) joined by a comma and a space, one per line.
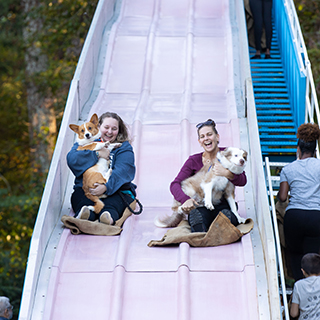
89, 183, 107, 196
181, 198, 198, 213
213, 162, 234, 180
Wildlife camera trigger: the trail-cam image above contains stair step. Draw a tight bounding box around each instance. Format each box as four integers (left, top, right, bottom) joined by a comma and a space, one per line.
253, 83, 287, 87
256, 104, 291, 109
253, 78, 286, 82
255, 99, 290, 104
255, 93, 289, 98
252, 73, 285, 78
257, 110, 292, 115
251, 62, 282, 67
251, 68, 284, 73
259, 134, 297, 140
257, 117, 294, 122
254, 88, 288, 92
261, 147, 297, 154
259, 128, 296, 133
260, 140, 297, 146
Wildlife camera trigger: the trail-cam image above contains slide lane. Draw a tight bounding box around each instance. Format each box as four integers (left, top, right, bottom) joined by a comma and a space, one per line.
20, 0, 276, 319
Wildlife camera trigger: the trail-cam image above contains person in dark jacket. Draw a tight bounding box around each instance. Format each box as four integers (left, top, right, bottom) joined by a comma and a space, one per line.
67, 112, 136, 225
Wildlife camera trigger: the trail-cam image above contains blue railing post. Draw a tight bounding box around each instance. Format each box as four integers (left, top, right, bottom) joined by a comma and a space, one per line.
273, 0, 306, 129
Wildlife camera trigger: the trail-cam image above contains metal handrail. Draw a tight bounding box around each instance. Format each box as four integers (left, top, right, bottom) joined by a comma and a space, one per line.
283, 0, 320, 129
264, 158, 290, 320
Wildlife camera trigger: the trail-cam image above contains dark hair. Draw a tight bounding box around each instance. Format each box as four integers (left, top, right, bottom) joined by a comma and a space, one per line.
301, 253, 320, 276
196, 119, 218, 136
99, 112, 130, 143
297, 123, 320, 156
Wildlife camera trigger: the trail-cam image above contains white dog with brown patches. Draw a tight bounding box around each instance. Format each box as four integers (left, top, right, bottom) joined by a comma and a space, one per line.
69, 113, 121, 214
155, 147, 247, 228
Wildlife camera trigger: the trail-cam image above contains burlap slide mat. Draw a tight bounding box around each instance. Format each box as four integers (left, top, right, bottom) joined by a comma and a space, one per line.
61, 200, 136, 236
148, 212, 254, 247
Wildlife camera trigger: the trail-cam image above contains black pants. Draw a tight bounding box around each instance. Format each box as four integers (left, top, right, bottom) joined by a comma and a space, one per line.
71, 187, 134, 222
284, 208, 320, 280
249, 0, 273, 51
188, 199, 239, 232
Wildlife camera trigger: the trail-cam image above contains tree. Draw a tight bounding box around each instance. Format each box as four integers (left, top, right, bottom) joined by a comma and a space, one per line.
23, 0, 57, 181
0, 1, 98, 318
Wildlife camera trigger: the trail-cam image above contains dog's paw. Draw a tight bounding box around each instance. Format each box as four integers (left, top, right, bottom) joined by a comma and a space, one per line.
205, 202, 214, 210
237, 216, 246, 224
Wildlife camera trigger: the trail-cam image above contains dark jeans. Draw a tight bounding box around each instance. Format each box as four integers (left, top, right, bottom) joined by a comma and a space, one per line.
249, 0, 273, 51
188, 199, 239, 232
284, 208, 320, 280
71, 187, 134, 222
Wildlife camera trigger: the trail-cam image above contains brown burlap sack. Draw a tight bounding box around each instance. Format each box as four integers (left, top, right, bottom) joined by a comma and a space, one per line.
61, 200, 136, 236
148, 212, 254, 247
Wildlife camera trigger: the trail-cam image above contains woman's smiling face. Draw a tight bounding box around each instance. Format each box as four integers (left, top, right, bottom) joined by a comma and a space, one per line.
99, 117, 119, 143
198, 125, 219, 153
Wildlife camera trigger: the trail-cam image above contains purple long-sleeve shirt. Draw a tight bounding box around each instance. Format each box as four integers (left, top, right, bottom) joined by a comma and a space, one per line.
170, 149, 247, 205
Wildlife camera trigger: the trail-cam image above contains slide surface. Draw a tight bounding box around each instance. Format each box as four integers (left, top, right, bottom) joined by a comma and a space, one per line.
38, 0, 260, 319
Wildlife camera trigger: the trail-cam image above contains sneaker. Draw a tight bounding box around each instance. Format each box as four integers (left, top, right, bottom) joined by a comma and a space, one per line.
265, 54, 272, 59
99, 211, 113, 225
77, 206, 90, 220
188, 208, 206, 232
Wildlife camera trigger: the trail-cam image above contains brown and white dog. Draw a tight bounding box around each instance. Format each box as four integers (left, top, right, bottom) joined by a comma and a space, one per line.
155, 147, 248, 228
69, 113, 121, 214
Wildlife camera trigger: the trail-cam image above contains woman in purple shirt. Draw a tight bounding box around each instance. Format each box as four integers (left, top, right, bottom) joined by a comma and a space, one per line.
170, 119, 247, 232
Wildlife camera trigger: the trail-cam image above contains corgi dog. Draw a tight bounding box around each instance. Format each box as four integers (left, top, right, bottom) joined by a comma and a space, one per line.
155, 147, 248, 228
69, 113, 121, 214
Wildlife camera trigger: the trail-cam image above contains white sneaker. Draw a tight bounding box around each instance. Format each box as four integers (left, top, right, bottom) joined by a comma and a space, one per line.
77, 206, 90, 220
99, 211, 113, 225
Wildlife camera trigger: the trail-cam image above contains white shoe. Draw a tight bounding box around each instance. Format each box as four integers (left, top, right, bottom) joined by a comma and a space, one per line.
99, 211, 113, 225
77, 206, 90, 220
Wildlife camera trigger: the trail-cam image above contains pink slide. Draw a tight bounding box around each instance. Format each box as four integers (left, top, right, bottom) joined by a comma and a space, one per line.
19, 0, 280, 319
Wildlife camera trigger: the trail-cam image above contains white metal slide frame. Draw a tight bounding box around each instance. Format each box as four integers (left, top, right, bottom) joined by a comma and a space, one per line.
18, 0, 282, 319
18, 1, 120, 319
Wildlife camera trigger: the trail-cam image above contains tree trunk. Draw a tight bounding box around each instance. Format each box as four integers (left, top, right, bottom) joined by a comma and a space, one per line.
22, 0, 57, 181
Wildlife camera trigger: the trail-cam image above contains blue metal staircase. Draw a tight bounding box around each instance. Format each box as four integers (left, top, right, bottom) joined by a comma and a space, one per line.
249, 25, 298, 160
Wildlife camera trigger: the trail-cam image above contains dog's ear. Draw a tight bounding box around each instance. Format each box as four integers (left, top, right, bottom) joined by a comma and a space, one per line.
221, 148, 231, 158
69, 124, 79, 133
89, 113, 99, 126
243, 150, 248, 161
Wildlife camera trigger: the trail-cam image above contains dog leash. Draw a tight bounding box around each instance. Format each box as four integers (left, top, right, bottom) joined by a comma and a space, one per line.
118, 190, 143, 215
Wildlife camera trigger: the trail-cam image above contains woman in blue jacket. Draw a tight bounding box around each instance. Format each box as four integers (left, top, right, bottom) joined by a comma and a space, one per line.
67, 112, 136, 225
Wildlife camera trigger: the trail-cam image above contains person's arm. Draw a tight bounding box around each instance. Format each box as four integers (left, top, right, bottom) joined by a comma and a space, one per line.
170, 156, 199, 205
290, 303, 299, 318
277, 167, 289, 202
104, 142, 135, 196
67, 142, 98, 177
277, 181, 289, 202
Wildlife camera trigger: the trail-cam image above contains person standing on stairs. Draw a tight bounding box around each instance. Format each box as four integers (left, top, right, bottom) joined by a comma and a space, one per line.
277, 123, 320, 281
249, 0, 273, 59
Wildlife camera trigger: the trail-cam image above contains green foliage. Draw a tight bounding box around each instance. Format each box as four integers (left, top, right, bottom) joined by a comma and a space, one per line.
0, 189, 40, 319
0, 0, 98, 318
29, 0, 99, 119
